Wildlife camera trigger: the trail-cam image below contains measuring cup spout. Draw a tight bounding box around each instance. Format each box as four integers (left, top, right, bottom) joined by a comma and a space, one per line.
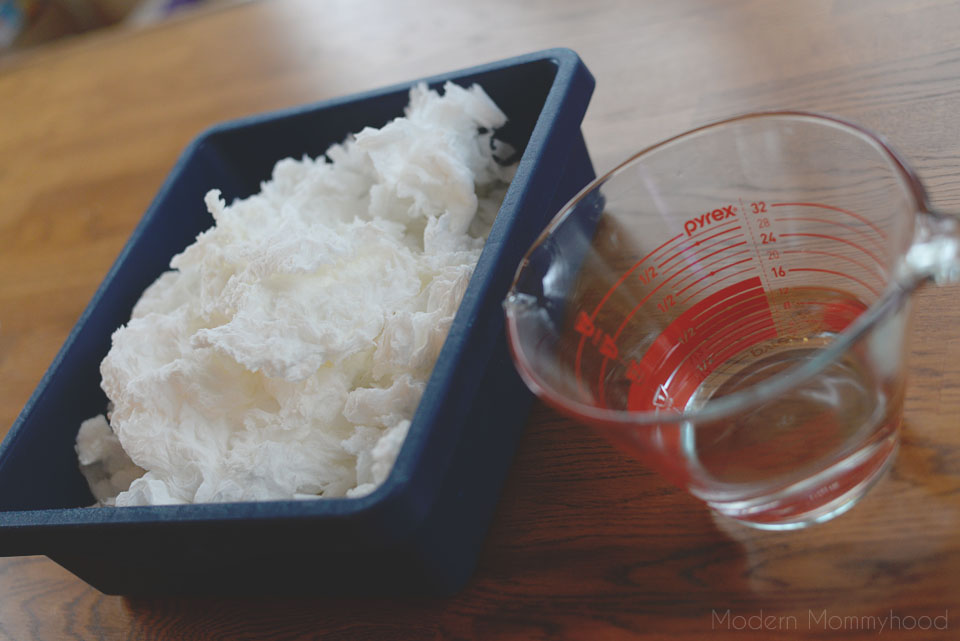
901, 210, 960, 286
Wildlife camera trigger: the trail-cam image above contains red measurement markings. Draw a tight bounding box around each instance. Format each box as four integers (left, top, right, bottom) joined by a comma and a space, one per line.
694, 312, 777, 368
773, 216, 885, 255
675, 257, 754, 297
787, 268, 880, 297
740, 195, 800, 332
782, 248, 885, 281
690, 282, 769, 327
689, 288, 775, 350
693, 314, 779, 373
781, 288, 869, 332
659, 237, 748, 283
694, 300, 773, 343
595, 265, 757, 401
672, 248, 752, 289
680, 306, 776, 378
778, 232, 884, 269
624, 279, 767, 391
573, 311, 620, 355
588, 232, 683, 321
626, 277, 776, 411
573, 232, 683, 394
647, 321, 779, 412
606, 253, 752, 346
593, 278, 679, 399
658, 239, 749, 289
770, 202, 886, 240
680, 265, 757, 306
658, 223, 743, 270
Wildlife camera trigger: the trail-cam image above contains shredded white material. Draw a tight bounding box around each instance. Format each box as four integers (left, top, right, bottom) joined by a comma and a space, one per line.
75, 82, 514, 506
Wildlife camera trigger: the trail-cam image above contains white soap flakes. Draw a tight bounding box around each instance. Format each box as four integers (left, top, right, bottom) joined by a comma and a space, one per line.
75, 82, 514, 506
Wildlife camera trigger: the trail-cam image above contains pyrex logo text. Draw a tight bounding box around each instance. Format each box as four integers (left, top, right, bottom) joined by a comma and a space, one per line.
683, 205, 737, 236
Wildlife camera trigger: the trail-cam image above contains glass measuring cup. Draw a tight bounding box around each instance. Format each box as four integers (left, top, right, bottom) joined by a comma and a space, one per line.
504, 112, 960, 530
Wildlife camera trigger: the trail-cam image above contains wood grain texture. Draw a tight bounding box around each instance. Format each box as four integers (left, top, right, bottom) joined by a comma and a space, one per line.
2, 0, 960, 638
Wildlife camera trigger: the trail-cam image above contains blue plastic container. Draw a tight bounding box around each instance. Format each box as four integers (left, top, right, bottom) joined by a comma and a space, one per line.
0, 48, 595, 595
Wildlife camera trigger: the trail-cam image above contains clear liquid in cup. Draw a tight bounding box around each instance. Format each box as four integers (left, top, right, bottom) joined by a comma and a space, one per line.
586, 287, 905, 528
686, 337, 902, 524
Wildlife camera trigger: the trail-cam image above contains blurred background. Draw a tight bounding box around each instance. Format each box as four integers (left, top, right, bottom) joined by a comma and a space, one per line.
0, 0, 245, 52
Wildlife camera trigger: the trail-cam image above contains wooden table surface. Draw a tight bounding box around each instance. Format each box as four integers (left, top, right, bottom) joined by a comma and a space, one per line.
3, 0, 960, 638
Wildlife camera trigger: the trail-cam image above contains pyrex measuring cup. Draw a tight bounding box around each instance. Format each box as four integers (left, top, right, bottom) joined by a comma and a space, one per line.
504, 112, 960, 530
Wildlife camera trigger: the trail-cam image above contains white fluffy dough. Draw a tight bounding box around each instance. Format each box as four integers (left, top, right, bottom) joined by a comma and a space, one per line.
75, 82, 514, 506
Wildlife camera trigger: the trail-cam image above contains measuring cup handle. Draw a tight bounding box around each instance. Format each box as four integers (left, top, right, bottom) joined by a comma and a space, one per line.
901, 210, 960, 286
